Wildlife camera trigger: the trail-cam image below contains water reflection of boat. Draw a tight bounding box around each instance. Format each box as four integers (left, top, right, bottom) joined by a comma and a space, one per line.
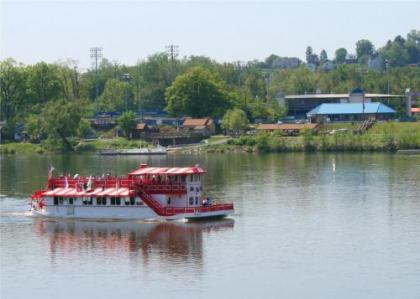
35, 219, 234, 265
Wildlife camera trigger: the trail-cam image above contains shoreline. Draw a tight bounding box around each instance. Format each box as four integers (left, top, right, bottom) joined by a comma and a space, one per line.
2, 122, 419, 155
2, 140, 419, 155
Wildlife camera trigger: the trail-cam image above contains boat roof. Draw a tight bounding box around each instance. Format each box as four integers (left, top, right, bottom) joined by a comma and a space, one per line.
129, 166, 206, 176
43, 187, 133, 197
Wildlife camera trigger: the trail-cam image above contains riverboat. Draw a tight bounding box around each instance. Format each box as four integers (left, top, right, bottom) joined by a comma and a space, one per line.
30, 164, 234, 220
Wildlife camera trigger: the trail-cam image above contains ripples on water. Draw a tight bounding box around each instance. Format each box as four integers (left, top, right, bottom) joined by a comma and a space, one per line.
1, 153, 420, 299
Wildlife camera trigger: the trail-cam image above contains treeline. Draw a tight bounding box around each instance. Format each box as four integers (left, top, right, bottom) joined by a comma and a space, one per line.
1, 30, 419, 149
263, 29, 420, 69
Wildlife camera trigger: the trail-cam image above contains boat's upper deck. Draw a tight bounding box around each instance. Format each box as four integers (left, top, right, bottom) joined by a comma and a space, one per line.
128, 165, 206, 176
42, 164, 206, 197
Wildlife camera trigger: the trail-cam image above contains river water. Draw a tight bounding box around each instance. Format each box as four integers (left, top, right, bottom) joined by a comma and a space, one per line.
1, 153, 419, 298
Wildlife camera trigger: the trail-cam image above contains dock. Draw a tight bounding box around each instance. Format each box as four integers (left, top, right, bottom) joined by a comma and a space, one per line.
98, 148, 167, 156
396, 149, 420, 155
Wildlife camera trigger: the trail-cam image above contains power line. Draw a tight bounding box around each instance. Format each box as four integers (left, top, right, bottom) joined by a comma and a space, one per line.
90, 47, 103, 101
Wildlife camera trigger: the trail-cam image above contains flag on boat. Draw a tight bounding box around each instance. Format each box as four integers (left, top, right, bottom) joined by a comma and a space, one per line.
87, 176, 92, 191
48, 165, 55, 180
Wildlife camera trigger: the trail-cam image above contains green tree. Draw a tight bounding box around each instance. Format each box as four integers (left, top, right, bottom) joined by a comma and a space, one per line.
306, 46, 313, 64
221, 108, 249, 136
130, 53, 174, 110
118, 111, 137, 138
165, 67, 232, 117
56, 60, 81, 101
77, 118, 94, 138
98, 79, 127, 111
380, 40, 410, 67
41, 100, 83, 151
25, 115, 44, 142
243, 64, 267, 100
26, 62, 61, 104
335, 48, 348, 64
320, 49, 328, 64
0, 58, 27, 122
250, 97, 267, 119
264, 54, 281, 68
267, 100, 287, 121
356, 39, 374, 63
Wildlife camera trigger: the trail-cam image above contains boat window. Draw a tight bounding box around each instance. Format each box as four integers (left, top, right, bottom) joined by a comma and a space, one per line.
59, 197, 64, 205
189, 197, 193, 205
89, 197, 94, 205
190, 186, 194, 191
97, 197, 107, 205
110, 197, 115, 205
181, 176, 186, 183
195, 197, 198, 205
69, 198, 74, 205
130, 197, 135, 205
53, 197, 59, 205
116, 197, 121, 205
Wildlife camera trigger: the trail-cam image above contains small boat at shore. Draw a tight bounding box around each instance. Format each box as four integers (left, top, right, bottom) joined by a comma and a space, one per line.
30, 164, 234, 221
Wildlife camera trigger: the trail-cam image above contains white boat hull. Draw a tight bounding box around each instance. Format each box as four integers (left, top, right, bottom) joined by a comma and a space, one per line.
30, 205, 233, 221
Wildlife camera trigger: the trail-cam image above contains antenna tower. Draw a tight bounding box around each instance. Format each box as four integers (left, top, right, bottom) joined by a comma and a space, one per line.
165, 44, 179, 63
90, 47, 103, 101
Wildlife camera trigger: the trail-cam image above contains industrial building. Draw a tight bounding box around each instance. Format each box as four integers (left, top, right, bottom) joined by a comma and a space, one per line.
277, 89, 404, 117
307, 102, 396, 121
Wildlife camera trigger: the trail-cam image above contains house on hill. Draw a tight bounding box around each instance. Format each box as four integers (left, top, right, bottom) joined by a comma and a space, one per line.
182, 118, 215, 136
131, 123, 153, 139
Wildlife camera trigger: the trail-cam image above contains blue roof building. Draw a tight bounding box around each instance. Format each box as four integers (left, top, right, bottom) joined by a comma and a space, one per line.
307, 102, 396, 121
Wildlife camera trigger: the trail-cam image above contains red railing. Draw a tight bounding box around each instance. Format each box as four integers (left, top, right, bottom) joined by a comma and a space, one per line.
138, 189, 172, 216
141, 184, 186, 194
48, 177, 187, 194
198, 203, 234, 212
31, 190, 46, 199
138, 189, 233, 217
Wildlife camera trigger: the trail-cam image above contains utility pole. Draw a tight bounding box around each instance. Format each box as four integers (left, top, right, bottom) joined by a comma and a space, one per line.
235, 61, 245, 88
262, 71, 273, 100
166, 44, 179, 63
385, 59, 391, 94
90, 47, 103, 102
166, 45, 179, 82
235, 61, 246, 107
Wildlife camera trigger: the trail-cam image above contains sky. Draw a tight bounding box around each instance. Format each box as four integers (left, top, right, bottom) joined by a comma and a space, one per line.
1, 0, 419, 70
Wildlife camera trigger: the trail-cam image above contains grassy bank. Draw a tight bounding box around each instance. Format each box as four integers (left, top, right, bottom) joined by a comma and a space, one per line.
201, 122, 420, 154
74, 138, 149, 152
0, 138, 149, 154
0, 142, 44, 154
